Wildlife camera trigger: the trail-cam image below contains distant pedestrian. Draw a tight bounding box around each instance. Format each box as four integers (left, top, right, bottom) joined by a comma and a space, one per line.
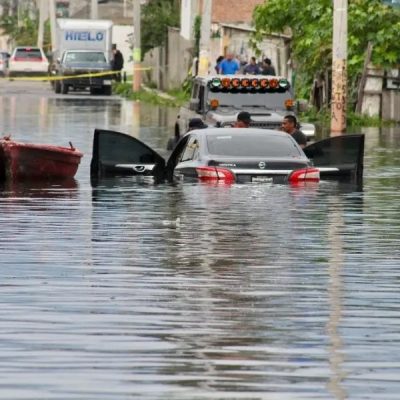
234, 111, 252, 128
281, 115, 307, 148
111, 44, 124, 82
214, 55, 224, 74
260, 57, 276, 76
187, 118, 208, 131
243, 57, 259, 75
218, 53, 240, 75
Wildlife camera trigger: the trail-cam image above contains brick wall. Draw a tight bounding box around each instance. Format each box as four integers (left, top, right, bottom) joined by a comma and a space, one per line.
212, 0, 265, 23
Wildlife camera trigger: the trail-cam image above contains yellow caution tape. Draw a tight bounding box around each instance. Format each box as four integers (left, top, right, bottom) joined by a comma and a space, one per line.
3, 67, 152, 82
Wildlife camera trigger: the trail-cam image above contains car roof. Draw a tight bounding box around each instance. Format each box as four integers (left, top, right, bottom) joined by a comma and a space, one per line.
64, 50, 105, 53
14, 46, 42, 50
190, 127, 286, 137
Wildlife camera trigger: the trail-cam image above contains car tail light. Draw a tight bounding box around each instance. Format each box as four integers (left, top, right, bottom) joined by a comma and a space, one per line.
289, 167, 320, 183
196, 166, 235, 183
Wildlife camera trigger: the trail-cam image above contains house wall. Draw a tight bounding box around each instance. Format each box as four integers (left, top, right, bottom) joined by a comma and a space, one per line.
166, 27, 193, 89
359, 67, 400, 121
143, 29, 193, 90
212, 0, 264, 23
382, 69, 400, 121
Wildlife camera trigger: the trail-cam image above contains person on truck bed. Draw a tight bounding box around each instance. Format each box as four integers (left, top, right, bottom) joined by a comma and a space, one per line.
218, 53, 240, 75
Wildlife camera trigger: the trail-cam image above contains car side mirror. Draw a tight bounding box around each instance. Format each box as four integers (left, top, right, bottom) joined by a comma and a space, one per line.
56, 57, 61, 64
189, 99, 200, 112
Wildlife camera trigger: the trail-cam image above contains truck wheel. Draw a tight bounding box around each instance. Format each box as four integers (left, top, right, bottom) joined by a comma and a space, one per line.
61, 83, 69, 94
54, 81, 61, 94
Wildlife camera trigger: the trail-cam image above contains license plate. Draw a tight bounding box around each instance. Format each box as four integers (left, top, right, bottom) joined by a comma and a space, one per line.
252, 176, 273, 183
103, 80, 112, 85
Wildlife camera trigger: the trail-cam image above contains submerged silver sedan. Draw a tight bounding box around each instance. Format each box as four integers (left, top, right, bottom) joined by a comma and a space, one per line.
90, 128, 364, 185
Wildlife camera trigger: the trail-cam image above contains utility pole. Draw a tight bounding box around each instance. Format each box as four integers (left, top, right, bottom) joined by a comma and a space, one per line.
37, 0, 47, 48
330, 0, 348, 133
49, 0, 57, 53
132, 0, 141, 91
91, 0, 98, 19
198, 0, 212, 77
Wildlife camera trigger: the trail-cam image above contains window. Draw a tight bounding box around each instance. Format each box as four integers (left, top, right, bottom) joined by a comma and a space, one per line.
15, 48, 43, 60
206, 133, 302, 157
180, 137, 200, 162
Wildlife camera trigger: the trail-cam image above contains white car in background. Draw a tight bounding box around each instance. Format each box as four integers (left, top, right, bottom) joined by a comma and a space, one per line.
8, 46, 49, 77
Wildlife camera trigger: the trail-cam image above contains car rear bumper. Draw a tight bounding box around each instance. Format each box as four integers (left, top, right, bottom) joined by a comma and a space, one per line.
62, 77, 112, 87
8, 64, 49, 76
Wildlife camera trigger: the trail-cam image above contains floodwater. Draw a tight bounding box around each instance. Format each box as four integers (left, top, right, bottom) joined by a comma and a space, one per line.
1, 90, 400, 400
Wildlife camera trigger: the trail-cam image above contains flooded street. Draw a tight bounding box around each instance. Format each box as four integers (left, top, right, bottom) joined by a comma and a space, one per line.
1, 81, 400, 399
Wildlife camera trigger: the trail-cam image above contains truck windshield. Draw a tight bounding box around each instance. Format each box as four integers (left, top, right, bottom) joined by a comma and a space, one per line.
64, 52, 106, 63
207, 91, 292, 109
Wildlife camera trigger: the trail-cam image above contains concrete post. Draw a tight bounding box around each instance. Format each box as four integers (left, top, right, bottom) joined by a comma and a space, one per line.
37, 0, 46, 47
49, 0, 57, 52
198, 0, 212, 77
91, 0, 98, 19
330, 0, 348, 133
132, 0, 141, 91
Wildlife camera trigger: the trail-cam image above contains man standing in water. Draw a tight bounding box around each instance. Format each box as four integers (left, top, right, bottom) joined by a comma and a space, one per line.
281, 115, 307, 148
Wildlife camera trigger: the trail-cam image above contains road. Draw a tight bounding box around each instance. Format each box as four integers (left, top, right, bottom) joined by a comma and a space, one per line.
0, 75, 400, 399
0, 77, 121, 100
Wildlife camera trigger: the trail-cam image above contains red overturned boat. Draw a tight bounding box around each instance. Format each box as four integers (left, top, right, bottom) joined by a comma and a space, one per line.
0, 137, 83, 181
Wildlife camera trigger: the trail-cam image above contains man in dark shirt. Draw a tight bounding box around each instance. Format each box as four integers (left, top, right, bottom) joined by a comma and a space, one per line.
281, 115, 307, 148
243, 57, 259, 75
260, 57, 276, 76
111, 44, 124, 82
234, 111, 252, 128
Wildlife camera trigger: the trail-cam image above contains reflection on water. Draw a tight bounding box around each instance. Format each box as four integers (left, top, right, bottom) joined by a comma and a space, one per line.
0, 91, 400, 399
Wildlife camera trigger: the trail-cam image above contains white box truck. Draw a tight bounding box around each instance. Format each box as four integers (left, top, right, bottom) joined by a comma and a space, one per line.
51, 19, 114, 95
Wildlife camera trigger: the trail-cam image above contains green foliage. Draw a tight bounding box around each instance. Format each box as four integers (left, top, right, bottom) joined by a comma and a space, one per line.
252, 0, 400, 103
193, 15, 201, 58
299, 106, 398, 127
0, 11, 51, 51
141, 0, 180, 58
113, 83, 188, 108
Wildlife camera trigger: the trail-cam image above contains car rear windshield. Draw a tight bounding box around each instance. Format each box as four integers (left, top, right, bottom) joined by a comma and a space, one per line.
15, 48, 42, 59
64, 52, 106, 63
206, 133, 303, 157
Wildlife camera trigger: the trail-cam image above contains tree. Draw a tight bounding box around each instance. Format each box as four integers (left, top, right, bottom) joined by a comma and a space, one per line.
0, 4, 51, 50
252, 0, 400, 105
141, 0, 180, 58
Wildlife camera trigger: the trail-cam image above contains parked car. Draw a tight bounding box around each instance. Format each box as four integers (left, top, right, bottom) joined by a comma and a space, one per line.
90, 128, 365, 185
0, 51, 10, 76
52, 50, 112, 95
176, 75, 316, 140
8, 46, 49, 77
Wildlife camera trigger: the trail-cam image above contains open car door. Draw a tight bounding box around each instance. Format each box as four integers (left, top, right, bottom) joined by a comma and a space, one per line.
90, 129, 166, 183
303, 134, 364, 182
